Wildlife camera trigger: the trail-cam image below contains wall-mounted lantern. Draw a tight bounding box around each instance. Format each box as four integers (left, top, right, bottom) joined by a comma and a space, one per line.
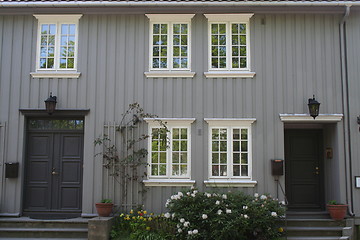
44, 93, 57, 115
308, 95, 320, 119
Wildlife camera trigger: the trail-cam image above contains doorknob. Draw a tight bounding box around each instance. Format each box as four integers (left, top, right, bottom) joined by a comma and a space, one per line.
314, 167, 319, 175
51, 168, 59, 175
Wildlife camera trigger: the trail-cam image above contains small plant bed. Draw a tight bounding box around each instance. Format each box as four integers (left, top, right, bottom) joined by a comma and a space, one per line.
111, 188, 286, 240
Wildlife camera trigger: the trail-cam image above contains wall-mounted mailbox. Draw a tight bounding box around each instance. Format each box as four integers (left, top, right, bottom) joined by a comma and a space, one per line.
5, 162, 19, 178
271, 159, 284, 176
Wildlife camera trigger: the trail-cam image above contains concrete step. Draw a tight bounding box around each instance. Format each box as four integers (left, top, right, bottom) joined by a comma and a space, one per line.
0, 227, 88, 238
285, 226, 343, 237
286, 211, 331, 219
285, 219, 346, 227
285, 237, 348, 240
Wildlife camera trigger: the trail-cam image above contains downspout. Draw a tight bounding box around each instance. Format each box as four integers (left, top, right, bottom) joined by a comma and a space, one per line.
339, 5, 354, 216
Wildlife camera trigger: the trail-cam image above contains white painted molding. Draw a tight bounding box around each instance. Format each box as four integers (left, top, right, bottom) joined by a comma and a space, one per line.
30, 72, 81, 79
145, 71, 196, 78
144, 118, 196, 125
279, 114, 343, 122
204, 180, 257, 188
143, 179, 195, 187
204, 71, 256, 78
204, 14, 254, 22
204, 118, 256, 127
145, 14, 195, 22
34, 14, 83, 21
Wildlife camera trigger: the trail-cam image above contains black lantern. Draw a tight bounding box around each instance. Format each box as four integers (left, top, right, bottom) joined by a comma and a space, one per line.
308, 95, 320, 119
44, 93, 57, 115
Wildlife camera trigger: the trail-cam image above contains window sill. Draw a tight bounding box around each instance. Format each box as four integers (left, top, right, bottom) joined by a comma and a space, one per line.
30, 71, 81, 79
204, 71, 256, 78
204, 180, 257, 187
144, 71, 196, 78
143, 179, 195, 187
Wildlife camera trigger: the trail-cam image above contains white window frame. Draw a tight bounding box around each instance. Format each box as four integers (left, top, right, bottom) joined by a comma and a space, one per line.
204, 14, 255, 79
145, 14, 195, 78
143, 118, 195, 187
204, 118, 257, 187
31, 14, 82, 79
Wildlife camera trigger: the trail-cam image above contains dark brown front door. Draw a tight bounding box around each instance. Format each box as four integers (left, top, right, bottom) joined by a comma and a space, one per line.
23, 119, 84, 219
285, 129, 324, 210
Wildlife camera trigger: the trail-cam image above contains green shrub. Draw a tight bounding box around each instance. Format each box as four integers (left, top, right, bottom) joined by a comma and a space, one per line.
165, 188, 286, 240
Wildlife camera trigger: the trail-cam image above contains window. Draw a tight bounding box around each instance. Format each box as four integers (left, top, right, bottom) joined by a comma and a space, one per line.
204, 14, 255, 78
32, 15, 82, 78
145, 14, 195, 78
204, 118, 257, 187
144, 118, 195, 186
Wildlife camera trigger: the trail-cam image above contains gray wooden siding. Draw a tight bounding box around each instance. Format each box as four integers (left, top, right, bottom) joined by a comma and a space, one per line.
346, 9, 360, 215
0, 12, 349, 214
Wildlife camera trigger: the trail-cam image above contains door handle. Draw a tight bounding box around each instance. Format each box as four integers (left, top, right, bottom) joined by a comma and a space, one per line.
51, 168, 59, 175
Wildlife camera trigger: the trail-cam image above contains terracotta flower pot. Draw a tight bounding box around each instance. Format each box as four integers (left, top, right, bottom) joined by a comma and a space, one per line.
327, 204, 348, 220
95, 203, 114, 217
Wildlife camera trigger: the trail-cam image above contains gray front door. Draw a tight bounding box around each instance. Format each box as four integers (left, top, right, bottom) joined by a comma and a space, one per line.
285, 129, 324, 211
23, 119, 84, 219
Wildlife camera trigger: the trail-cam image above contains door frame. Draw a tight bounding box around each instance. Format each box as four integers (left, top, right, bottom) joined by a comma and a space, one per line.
23, 117, 85, 219
285, 128, 325, 211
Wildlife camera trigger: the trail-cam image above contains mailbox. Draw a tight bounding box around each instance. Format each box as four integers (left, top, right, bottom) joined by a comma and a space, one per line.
271, 159, 284, 176
5, 162, 19, 178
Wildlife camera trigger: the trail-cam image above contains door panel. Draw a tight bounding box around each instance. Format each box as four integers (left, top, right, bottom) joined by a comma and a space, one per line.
24, 119, 84, 218
285, 129, 324, 210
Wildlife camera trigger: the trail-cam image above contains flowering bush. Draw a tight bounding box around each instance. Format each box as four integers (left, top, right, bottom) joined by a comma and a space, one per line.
111, 209, 175, 240
165, 188, 286, 240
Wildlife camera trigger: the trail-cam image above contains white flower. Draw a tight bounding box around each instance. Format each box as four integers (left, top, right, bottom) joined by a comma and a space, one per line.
178, 192, 184, 197
244, 214, 249, 219
180, 218, 185, 223
187, 192, 191, 196
178, 228, 182, 233
202, 214, 208, 219
280, 201, 286, 205
184, 221, 190, 227
193, 190, 198, 194
222, 194, 227, 199
193, 229, 199, 234
206, 193, 212, 198
271, 212, 277, 217
217, 210, 222, 215
254, 193, 259, 198
177, 224, 180, 228
172, 213, 176, 219
191, 186, 195, 190
188, 231, 193, 235
243, 206, 248, 210
226, 209, 232, 214
215, 200, 220, 205
191, 193, 196, 197
260, 195, 267, 200
164, 212, 171, 218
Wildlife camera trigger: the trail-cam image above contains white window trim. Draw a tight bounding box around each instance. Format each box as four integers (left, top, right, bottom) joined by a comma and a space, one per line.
144, 118, 195, 185
204, 14, 254, 78
33, 14, 82, 76
205, 118, 256, 186
279, 114, 343, 122
146, 14, 195, 75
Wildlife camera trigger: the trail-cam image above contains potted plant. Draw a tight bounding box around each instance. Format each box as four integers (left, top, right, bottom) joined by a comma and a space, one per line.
95, 198, 114, 217
327, 200, 348, 220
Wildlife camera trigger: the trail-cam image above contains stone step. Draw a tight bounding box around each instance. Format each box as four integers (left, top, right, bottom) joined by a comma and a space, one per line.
285, 226, 343, 237
285, 219, 346, 227
286, 211, 331, 219
286, 237, 348, 240
0, 227, 88, 238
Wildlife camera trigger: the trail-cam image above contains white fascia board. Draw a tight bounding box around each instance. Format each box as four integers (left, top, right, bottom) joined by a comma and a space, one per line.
204, 180, 257, 188
279, 114, 343, 122
145, 71, 196, 78
204, 118, 256, 127
3, 2, 358, 7
30, 72, 81, 79
144, 118, 196, 126
143, 179, 195, 187
204, 13, 254, 22
34, 14, 83, 21
145, 14, 195, 22
204, 71, 256, 78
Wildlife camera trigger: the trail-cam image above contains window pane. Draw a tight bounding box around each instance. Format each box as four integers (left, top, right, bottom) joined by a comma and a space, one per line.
173, 35, 180, 45
232, 46, 239, 56
239, 24, 246, 34
240, 46, 246, 56
153, 47, 160, 56
181, 35, 187, 45
180, 141, 187, 151
241, 153, 248, 164
212, 129, 219, 139
233, 166, 240, 176
153, 35, 160, 45
241, 141, 248, 151
173, 58, 180, 68
181, 24, 188, 34
160, 164, 166, 175
212, 153, 219, 164
152, 140, 158, 151
172, 165, 180, 176
173, 46, 180, 57
211, 24, 218, 34
152, 153, 158, 163
219, 24, 226, 34
240, 35, 246, 45
181, 58, 188, 68
212, 165, 219, 176
173, 140, 179, 151
172, 153, 179, 163
220, 153, 227, 164
181, 46, 187, 57
219, 58, 226, 68
40, 58, 46, 68
49, 24, 56, 34
28, 119, 84, 130
180, 153, 187, 163
180, 165, 187, 175
151, 165, 158, 175
67, 58, 74, 68
232, 58, 239, 68
61, 24, 69, 34
161, 24, 167, 34
232, 24, 239, 34
212, 46, 218, 57
153, 24, 160, 34
240, 58, 247, 68
212, 58, 218, 68
233, 153, 240, 164
212, 141, 219, 151
233, 129, 240, 139
47, 58, 54, 68
241, 165, 248, 176
233, 141, 240, 151
160, 58, 167, 68
69, 24, 76, 35
181, 128, 187, 139
173, 128, 179, 139
220, 165, 227, 176
219, 46, 226, 56
220, 141, 227, 151
220, 129, 227, 139
60, 58, 66, 68
241, 129, 248, 139
160, 153, 166, 163
219, 35, 226, 45
173, 24, 180, 34
212, 35, 219, 45
161, 35, 168, 45
153, 58, 160, 68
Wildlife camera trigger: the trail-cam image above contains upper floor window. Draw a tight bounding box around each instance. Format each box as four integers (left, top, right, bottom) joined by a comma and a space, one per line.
145, 14, 195, 78
204, 118, 257, 187
33, 15, 82, 78
204, 14, 255, 78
